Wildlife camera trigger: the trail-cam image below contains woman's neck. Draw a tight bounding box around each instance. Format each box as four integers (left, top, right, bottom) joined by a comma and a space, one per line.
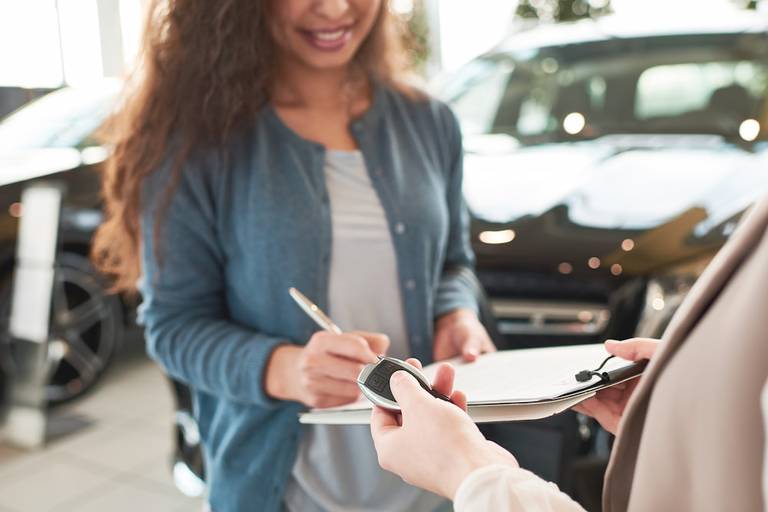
272, 60, 367, 112
270, 57, 372, 150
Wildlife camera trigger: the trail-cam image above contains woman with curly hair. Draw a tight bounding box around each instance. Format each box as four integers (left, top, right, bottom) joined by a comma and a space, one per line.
93, 0, 495, 510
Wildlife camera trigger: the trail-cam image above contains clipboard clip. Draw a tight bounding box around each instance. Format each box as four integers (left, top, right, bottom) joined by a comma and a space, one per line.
575, 355, 648, 384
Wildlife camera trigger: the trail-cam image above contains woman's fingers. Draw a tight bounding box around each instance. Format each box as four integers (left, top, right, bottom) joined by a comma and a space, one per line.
312, 375, 361, 400
482, 335, 498, 353
432, 328, 454, 362
323, 333, 379, 363
461, 330, 498, 361
353, 331, 391, 356
605, 338, 660, 361
306, 352, 365, 382
461, 334, 482, 362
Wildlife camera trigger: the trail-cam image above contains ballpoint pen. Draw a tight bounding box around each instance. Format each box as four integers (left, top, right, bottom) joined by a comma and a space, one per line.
288, 287, 343, 334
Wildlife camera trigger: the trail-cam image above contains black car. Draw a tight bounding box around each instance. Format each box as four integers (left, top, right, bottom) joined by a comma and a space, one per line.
440, 13, 768, 352
434, 14, 768, 505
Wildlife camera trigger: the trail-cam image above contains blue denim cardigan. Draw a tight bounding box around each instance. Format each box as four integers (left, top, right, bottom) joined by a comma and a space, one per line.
138, 85, 478, 511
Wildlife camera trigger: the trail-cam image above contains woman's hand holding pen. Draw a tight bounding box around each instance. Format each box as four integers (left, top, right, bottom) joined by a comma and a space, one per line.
433, 308, 496, 362
266, 331, 390, 409
573, 338, 661, 434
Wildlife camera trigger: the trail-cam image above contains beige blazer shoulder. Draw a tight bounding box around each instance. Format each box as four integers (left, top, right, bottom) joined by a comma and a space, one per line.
604, 198, 768, 511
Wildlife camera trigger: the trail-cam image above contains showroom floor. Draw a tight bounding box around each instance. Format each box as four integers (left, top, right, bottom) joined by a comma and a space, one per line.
0, 341, 203, 511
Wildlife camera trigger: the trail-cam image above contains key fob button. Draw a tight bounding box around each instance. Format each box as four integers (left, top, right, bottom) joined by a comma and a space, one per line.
359, 356, 436, 410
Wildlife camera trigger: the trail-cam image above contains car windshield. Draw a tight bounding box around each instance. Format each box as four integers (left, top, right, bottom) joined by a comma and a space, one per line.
444, 32, 768, 145
0, 82, 120, 151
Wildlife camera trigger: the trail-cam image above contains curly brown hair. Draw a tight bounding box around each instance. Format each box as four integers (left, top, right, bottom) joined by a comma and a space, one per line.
92, 0, 415, 293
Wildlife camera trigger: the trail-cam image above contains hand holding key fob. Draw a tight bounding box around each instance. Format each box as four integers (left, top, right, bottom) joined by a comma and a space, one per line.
357, 356, 452, 411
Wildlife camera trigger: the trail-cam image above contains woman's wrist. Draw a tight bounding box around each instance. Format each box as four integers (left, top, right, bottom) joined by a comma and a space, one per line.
264, 344, 302, 401
442, 439, 519, 500
436, 308, 476, 328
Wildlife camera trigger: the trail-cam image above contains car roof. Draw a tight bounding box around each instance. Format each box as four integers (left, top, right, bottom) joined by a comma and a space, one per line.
496, 11, 768, 53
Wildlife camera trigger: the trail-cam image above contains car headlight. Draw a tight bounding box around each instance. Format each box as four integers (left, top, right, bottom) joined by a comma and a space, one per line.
634, 256, 711, 338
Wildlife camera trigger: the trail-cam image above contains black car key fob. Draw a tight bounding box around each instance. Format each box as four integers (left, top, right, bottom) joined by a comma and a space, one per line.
357, 356, 451, 411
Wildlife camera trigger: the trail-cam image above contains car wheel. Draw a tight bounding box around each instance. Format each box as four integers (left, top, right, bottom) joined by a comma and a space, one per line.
1, 252, 124, 405
169, 378, 206, 497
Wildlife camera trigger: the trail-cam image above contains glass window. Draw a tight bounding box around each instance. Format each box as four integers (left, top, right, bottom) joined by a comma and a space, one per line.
636, 62, 766, 120
443, 35, 768, 146
444, 58, 515, 136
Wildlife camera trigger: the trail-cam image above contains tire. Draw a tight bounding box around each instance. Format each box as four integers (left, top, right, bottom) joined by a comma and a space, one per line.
1, 252, 124, 406
170, 378, 207, 497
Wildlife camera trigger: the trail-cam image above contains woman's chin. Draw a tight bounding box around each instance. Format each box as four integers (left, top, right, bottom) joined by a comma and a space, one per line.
301, 51, 354, 71
286, 39, 362, 73
298, 54, 358, 73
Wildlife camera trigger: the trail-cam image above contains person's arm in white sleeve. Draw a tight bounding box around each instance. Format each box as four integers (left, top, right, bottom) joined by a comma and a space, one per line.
454, 464, 586, 512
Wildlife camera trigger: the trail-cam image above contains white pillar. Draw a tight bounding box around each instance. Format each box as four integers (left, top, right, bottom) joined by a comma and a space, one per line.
96, 0, 125, 77
3, 183, 63, 449
423, 0, 443, 77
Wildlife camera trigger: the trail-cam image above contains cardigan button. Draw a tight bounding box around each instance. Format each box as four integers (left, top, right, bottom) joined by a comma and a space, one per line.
405, 279, 416, 290
394, 222, 406, 235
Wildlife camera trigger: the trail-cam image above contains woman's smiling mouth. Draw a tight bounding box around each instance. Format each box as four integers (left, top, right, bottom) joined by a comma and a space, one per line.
299, 25, 354, 51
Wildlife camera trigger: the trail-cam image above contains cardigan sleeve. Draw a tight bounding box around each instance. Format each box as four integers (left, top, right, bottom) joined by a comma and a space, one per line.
433, 103, 480, 318
454, 464, 587, 512
138, 160, 287, 408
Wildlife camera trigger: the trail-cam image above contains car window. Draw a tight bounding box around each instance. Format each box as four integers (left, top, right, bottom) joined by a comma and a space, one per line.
442, 34, 768, 145
448, 58, 515, 136
636, 61, 767, 123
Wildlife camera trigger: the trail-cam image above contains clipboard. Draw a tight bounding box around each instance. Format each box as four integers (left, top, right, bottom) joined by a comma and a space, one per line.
299, 343, 647, 425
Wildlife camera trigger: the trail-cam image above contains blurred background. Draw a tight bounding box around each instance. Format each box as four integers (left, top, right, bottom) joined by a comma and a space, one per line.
0, 0, 766, 510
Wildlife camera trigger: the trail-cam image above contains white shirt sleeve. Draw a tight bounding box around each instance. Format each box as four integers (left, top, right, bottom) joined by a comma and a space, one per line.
454, 464, 587, 512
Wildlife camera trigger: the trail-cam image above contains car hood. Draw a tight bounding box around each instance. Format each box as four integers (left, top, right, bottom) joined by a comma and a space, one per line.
465, 135, 768, 276
0, 147, 107, 187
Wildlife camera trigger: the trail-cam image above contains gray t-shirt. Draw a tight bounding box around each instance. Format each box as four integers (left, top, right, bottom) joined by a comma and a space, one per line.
283, 150, 446, 511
